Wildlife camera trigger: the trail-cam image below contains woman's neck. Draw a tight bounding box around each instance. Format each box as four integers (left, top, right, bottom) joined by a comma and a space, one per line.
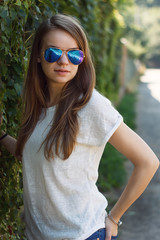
46, 82, 65, 107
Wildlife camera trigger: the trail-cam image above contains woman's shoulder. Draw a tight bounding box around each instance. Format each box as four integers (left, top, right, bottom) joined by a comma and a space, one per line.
90, 88, 111, 106
82, 88, 112, 114
77, 89, 123, 146
78, 88, 116, 120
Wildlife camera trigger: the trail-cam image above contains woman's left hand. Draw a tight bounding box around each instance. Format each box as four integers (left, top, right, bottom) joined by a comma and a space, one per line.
105, 217, 118, 240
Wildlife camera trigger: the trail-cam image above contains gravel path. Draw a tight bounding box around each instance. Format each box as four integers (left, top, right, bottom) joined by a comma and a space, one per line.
118, 69, 160, 240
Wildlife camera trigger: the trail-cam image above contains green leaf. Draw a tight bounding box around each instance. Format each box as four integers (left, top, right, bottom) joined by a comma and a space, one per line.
10, 8, 17, 20
35, 5, 41, 13
1, 36, 9, 43
0, 9, 9, 18
23, 1, 29, 9
14, 83, 22, 96
0, 65, 7, 76
3, 0, 11, 5
13, 63, 22, 75
1, 22, 5, 32
17, 8, 26, 17
39, 0, 56, 13
14, 0, 22, 6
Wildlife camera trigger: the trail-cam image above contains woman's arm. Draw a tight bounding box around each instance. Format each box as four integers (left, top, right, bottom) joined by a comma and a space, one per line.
105, 122, 159, 240
0, 114, 18, 158
0, 130, 18, 157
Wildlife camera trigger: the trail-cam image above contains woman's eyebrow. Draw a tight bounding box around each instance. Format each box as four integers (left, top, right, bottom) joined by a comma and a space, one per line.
46, 45, 79, 50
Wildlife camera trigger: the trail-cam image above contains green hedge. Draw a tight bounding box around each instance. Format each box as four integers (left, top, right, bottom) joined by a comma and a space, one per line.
0, 0, 132, 237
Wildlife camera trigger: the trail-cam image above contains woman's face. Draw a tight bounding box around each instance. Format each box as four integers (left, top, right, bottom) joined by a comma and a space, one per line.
38, 29, 79, 86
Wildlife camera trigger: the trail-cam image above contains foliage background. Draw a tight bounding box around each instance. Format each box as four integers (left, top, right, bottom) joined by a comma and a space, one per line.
0, 0, 138, 238
120, 0, 160, 67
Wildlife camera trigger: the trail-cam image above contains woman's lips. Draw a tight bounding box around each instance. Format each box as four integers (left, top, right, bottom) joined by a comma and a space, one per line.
54, 69, 70, 75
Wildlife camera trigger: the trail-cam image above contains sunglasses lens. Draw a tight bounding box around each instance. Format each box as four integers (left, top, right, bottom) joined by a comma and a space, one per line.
68, 50, 84, 65
44, 48, 62, 63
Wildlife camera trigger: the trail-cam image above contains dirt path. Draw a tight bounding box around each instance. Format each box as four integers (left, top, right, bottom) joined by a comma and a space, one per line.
118, 69, 160, 240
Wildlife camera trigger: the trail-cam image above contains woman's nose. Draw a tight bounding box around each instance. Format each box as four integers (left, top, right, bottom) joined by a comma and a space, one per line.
58, 52, 69, 65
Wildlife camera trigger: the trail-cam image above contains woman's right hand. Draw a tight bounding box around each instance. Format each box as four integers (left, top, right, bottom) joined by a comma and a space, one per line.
0, 112, 21, 160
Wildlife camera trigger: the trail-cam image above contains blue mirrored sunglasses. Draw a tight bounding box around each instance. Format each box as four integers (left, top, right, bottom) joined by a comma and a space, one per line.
44, 47, 85, 65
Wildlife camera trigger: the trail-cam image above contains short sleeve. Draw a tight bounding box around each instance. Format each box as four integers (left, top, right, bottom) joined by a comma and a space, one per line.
77, 89, 123, 146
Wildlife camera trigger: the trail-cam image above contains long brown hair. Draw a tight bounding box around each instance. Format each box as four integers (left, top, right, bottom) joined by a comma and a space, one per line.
16, 14, 96, 160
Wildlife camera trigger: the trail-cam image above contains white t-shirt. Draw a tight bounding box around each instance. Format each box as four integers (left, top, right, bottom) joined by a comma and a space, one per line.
23, 89, 123, 240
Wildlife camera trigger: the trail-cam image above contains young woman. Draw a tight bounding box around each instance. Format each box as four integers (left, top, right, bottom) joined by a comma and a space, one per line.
0, 14, 159, 240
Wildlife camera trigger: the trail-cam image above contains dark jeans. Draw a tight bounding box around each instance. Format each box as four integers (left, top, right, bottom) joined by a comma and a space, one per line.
85, 228, 118, 240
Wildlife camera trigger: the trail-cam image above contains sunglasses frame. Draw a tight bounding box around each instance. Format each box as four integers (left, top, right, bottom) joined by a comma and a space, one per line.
43, 47, 85, 65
